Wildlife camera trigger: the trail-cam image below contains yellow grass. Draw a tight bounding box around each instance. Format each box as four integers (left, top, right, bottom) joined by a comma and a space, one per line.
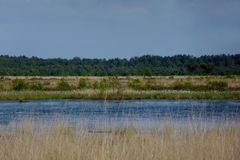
0, 121, 239, 160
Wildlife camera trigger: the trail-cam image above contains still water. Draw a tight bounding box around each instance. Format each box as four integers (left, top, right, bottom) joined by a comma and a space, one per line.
0, 99, 239, 130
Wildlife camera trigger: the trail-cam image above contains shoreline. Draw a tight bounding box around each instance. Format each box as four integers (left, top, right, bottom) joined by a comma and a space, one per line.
0, 90, 239, 100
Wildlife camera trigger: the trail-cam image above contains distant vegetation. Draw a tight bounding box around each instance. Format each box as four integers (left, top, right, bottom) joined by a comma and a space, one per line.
0, 76, 238, 100
0, 54, 239, 76
0, 76, 237, 92
2, 76, 237, 92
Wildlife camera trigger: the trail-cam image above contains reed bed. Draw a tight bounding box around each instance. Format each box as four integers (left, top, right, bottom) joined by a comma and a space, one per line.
0, 90, 239, 100
0, 121, 239, 160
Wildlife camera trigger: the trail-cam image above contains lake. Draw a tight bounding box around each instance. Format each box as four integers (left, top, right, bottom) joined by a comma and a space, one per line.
0, 99, 239, 130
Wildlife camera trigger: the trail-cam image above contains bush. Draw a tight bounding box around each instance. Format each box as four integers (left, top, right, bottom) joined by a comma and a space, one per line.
29, 83, 43, 90
44, 81, 51, 85
0, 83, 3, 90
128, 79, 146, 90
108, 77, 120, 92
78, 79, 87, 89
91, 81, 99, 89
206, 81, 228, 90
12, 80, 29, 91
99, 79, 110, 90
57, 79, 71, 90
145, 84, 166, 90
172, 82, 193, 90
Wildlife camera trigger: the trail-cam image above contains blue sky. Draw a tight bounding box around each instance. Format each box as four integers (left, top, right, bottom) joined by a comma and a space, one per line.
0, 0, 240, 58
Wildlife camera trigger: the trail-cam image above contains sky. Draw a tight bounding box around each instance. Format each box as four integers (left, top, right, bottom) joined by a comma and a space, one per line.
0, 0, 240, 59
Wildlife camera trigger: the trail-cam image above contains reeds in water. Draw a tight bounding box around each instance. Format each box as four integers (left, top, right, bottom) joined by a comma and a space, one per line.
0, 120, 239, 160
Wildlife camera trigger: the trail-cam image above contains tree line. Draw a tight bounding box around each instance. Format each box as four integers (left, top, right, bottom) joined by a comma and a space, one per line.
0, 54, 239, 76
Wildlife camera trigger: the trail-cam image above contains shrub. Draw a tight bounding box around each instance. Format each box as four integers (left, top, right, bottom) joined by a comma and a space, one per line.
78, 79, 87, 89
128, 79, 146, 90
12, 80, 29, 91
29, 83, 43, 90
144, 78, 160, 90
0, 83, 3, 90
91, 81, 99, 89
108, 77, 120, 92
44, 81, 51, 85
206, 81, 228, 90
172, 82, 193, 90
145, 83, 166, 90
94, 79, 111, 99
57, 79, 71, 90
225, 75, 235, 79
99, 78, 110, 90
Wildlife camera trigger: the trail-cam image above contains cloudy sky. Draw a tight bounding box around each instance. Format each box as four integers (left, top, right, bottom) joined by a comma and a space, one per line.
0, 0, 239, 58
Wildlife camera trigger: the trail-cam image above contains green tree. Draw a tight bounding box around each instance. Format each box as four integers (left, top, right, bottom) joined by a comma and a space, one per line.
143, 68, 152, 77
187, 63, 197, 74
201, 63, 213, 75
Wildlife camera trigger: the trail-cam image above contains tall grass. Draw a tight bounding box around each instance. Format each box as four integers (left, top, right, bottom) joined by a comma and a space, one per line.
0, 83, 3, 91
0, 120, 239, 160
0, 90, 239, 100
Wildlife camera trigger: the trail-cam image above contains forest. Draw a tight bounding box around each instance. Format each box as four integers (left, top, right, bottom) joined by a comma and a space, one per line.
0, 54, 239, 76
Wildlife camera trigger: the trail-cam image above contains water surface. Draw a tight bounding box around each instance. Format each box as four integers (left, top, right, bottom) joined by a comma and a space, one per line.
0, 99, 239, 130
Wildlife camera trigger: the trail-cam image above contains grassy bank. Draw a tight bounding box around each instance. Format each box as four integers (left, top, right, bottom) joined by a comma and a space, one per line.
0, 76, 240, 91
0, 121, 239, 160
0, 76, 239, 100
0, 90, 239, 100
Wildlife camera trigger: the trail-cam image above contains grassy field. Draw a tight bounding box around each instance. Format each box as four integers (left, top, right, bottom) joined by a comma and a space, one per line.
0, 76, 239, 100
0, 121, 239, 160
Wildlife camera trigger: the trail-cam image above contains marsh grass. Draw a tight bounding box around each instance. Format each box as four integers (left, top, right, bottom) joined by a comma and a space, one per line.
0, 83, 3, 91
0, 76, 239, 100
57, 79, 72, 90
0, 120, 239, 160
1, 76, 239, 91
0, 90, 239, 100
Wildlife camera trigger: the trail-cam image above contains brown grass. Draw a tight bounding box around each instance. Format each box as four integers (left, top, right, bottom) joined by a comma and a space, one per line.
0, 121, 239, 160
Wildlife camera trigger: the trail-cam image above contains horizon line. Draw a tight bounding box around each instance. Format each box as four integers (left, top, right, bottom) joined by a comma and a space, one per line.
0, 53, 239, 60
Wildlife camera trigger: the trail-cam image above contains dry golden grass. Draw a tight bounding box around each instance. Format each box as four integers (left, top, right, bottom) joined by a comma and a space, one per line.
0, 121, 239, 160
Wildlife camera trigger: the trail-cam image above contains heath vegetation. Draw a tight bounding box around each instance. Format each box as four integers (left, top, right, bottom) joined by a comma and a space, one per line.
0, 76, 238, 100
0, 120, 239, 160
